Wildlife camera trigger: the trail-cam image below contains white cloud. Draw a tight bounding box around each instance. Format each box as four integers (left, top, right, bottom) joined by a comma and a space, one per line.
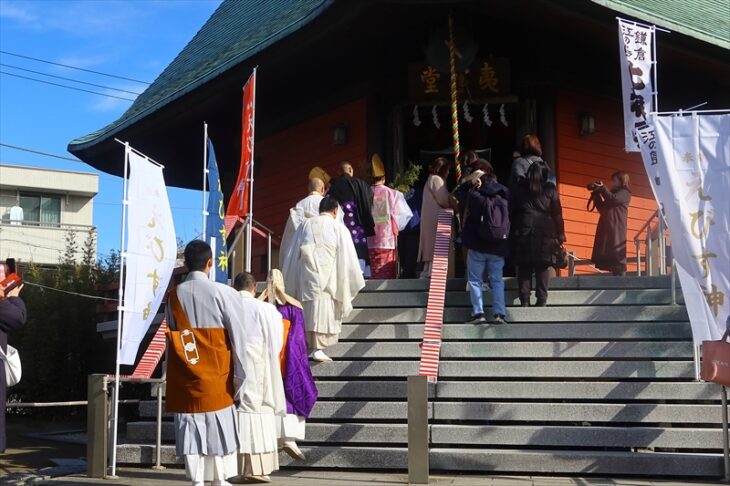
0, 3, 38, 24
88, 82, 139, 114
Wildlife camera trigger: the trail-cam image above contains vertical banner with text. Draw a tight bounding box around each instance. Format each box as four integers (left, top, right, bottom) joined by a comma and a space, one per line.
119, 151, 177, 365
637, 114, 730, 343
205, 138, 229, 283
618, 19, 655, 152
225, 70, 256, 234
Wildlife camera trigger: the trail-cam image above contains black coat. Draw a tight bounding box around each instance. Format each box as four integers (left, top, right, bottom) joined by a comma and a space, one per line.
591, 186, 631, 272
0, 296, 26, 452
510, 181, 566, 266
328, 174, 375, 237
455, 181, 510, 257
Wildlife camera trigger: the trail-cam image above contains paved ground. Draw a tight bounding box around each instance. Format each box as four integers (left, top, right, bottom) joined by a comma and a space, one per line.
3, 467, 724, 486
2, 417, 86, 476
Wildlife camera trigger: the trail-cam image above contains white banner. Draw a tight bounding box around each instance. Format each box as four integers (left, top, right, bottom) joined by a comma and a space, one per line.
618, 19, 655, 152
119, 150, 177, 365
637, 114, 730, 343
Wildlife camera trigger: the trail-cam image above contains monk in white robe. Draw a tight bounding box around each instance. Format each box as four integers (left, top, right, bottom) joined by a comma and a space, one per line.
278, 177, 345, 269
166, 241, 247, 486
278, 178, 325, 269
233, 272, 287, 483
282, 196, 365, 362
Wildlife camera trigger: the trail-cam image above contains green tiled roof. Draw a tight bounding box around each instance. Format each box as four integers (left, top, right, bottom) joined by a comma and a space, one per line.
590, 0, 730, 49
69, 0, 728, 154
68, 0, 333, 149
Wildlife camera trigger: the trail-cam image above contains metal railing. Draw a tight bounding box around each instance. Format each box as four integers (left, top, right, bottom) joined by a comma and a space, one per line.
227, 217, 280, 275
0, 220, 95, 231
633, 208, 670, 276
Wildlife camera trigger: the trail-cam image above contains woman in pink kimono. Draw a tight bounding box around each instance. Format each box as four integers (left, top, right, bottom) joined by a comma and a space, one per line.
367, 155, 413, 279
418, 157, 451, 278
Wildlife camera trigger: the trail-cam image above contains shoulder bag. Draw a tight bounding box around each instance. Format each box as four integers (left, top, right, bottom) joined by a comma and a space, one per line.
0, 344, 21, 387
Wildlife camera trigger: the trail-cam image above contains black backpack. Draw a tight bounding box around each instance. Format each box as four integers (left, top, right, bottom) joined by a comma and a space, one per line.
478, 193, 510, 241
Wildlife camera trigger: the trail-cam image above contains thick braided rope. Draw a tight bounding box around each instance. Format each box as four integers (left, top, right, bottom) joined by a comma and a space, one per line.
448, 14, 462, 180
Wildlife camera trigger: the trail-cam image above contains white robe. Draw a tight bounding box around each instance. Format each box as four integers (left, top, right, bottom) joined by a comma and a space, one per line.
236, 291, 286, 472
281, 213, 365, 344
278, 194, 344, 269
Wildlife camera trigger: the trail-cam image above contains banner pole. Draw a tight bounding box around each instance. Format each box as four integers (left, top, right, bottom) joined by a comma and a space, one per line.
722, 385, 729, 482
209, 235, 217, 282
245, 67, 257, 272
110, 143, 130, 478
651, 26, 659, 113
202, 122, 209, 239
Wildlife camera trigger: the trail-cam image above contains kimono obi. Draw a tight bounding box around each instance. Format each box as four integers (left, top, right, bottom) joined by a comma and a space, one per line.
165, 290, 235, 413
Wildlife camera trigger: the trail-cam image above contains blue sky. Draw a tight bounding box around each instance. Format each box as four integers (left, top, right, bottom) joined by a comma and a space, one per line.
0, 0, 221, 259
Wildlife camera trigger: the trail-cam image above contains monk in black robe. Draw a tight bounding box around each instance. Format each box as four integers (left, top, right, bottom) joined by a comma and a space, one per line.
590, 172, 632, 276
328, 161, 375, 267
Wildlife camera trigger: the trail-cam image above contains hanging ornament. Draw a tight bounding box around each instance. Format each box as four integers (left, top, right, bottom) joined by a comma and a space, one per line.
432, 105, 441, 129
482, 104, 492, 127
413, 105, 421, 127
499, 104, 509, 127
463, 101, 473, 123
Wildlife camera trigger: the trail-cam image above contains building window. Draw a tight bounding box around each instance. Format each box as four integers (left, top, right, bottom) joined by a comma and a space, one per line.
19, 193, 61, 226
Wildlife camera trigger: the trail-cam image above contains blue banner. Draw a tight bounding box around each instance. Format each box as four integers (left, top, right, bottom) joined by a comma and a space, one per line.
205, 138, 229, 283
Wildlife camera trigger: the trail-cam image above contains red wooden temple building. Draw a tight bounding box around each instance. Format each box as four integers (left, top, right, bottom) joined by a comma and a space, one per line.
68, 0, 730, 276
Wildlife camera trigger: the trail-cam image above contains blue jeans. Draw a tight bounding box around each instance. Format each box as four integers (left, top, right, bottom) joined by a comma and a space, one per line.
467, 249, 506, 317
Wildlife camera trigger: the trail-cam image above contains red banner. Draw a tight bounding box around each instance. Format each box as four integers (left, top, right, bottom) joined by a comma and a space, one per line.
226, 70, 256, 228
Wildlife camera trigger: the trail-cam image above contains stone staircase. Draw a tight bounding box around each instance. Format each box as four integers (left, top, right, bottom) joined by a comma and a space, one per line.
119, 275, 728, 478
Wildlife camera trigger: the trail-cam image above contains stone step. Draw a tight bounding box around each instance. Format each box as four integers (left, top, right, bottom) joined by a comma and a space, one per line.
338, 322, 692, 341
432, 380, 721, 401
311, 360, 694, 379
291, 401, 728, 423
326, 341, 693, 359
430, 424, 724, 449
116, 444, 723, 477
126, 421, 723, 451
353, 289, 681, 308
433, 402, 728, 423
276, 446, 722, 477
314, 380, 719, 401
345, 305, 689, 323
362, 275, 673, 292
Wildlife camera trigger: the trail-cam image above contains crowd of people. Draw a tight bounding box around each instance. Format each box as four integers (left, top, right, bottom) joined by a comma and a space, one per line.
277, 134, 631, 324
0, 134, 633, 485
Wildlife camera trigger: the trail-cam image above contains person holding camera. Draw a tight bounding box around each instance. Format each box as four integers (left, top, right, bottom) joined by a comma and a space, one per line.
510, 160, 566, 307
589, 172, 632, 276
0, 282, 25, 453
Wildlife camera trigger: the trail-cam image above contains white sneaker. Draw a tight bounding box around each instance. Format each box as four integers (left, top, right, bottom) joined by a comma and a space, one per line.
283, 440, 306, 461
311, 350, 333, 362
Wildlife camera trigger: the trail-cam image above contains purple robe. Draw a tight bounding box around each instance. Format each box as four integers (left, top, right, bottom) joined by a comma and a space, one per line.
277, 303, 318, 417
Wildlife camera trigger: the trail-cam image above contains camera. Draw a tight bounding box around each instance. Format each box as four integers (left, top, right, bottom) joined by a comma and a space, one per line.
587, 181, 602, 191
0, 258, 23, 294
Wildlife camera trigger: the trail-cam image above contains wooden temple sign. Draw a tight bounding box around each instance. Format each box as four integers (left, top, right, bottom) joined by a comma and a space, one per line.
408, 58, 511, 101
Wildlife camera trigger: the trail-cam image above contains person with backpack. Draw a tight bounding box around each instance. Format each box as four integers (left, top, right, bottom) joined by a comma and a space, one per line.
510, 160, 566, 307
509, 134, 556, 188
455, 162, 510, 324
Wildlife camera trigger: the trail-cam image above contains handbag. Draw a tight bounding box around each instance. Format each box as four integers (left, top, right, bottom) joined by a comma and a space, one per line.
701, 330, 730, 387
554, 244, 569, 269
0, 344, 22, 387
